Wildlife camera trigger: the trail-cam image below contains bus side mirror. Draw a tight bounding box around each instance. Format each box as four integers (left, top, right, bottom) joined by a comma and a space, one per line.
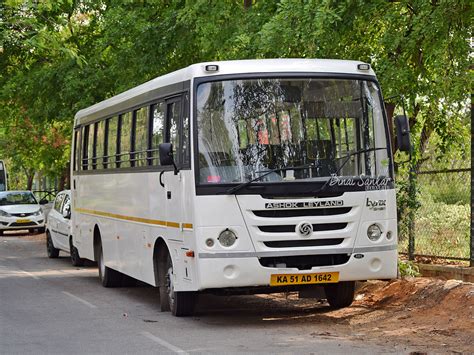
394, 115, 412, 152
159, 143, 179, 174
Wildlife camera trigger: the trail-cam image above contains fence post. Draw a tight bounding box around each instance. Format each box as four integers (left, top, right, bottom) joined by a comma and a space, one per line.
408, 162, 416, 261
470, 93, 473, 267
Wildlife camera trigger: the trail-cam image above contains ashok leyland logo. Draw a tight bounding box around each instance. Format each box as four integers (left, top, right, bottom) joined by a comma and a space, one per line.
296, 222, 313, 237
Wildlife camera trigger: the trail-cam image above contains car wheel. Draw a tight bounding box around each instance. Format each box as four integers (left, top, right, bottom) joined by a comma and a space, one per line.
324, 281, 355, 309
70, 237, 85, 267
162, 252, 196, 317
97, 242, 122, 287
46, 231, 59, 258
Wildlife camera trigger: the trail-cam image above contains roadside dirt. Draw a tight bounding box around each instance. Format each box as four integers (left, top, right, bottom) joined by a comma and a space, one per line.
262, 278, 474, 353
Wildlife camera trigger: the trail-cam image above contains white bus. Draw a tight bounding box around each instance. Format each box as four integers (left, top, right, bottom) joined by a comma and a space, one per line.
0, 160, 7, 191
72, 59, 410, 316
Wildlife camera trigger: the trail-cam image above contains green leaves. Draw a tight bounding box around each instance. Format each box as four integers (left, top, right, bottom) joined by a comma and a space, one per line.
0, 0, 471, 188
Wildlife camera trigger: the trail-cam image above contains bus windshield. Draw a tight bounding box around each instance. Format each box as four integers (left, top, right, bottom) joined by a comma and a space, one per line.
196, 78, 390, 185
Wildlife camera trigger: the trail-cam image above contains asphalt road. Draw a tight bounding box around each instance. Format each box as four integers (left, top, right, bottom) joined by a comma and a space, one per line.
1, 234, 411, 354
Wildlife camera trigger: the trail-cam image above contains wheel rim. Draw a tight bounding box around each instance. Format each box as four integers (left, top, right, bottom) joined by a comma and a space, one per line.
165, 260, 175, 309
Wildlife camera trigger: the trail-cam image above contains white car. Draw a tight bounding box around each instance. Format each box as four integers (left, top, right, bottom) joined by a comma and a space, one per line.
46, 190, 85, 266
0, 191, 46, 235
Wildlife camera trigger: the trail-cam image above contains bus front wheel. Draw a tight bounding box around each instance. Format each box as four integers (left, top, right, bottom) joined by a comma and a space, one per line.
324, 281, 355, 309
160, 252, 196, 317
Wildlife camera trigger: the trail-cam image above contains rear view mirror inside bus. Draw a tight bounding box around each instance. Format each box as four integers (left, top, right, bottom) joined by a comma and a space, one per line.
394, 115, 412, 152
159, 143, 175, 166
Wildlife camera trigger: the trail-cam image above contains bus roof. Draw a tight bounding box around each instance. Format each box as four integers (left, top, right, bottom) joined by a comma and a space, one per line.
74, 59, 375, 126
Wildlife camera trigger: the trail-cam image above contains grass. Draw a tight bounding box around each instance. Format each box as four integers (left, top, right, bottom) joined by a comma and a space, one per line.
399, 171, 471, 260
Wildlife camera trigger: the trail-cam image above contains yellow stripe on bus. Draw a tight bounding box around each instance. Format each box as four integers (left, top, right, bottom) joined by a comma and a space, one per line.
75, 208, 192, 230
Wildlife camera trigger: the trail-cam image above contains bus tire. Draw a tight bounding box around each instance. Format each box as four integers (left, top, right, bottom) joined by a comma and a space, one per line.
162, 252, 196, 317
97, 242, 122, 287
46, 231, 59, 258
324, 281, 355, 309
70, 237, 85, 267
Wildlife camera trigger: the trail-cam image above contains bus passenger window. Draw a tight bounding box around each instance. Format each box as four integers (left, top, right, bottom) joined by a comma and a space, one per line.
150, 102, 165, 165
134, 107, 148, 167
96, 120, 106, 169
81, 125, 90, 170
119, 112, 132, 168
89, 123, 96, 169
106, 116, 118, 169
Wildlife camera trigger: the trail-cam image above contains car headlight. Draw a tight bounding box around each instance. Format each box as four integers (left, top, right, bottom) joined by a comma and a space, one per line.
0, 210, 10, 217
367, 224, 382, 241
32, 210, 43, 216
218, 229, 237, 247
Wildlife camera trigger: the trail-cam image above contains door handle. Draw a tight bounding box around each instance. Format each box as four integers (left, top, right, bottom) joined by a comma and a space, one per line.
159, 171, 165, 188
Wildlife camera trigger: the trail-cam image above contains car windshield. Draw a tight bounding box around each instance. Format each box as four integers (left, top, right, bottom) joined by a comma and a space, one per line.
196, 78, 390, 185
0, 192, 37, 205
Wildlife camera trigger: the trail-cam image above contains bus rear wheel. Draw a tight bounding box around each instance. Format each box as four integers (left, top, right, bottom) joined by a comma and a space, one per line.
97, 242, 122, 287
324, 281, 355, 308
161, 252, 196, 317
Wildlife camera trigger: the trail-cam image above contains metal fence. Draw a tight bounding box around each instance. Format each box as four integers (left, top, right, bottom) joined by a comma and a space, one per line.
399, 168, 471, 264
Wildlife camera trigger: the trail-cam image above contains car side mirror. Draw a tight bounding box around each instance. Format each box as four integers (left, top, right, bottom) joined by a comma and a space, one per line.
159, 143, 179, 174
39, 198, 48, 205
394, 115, 412, 152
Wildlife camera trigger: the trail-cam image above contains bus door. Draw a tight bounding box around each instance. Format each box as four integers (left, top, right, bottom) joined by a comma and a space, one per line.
162, 96, 185, 243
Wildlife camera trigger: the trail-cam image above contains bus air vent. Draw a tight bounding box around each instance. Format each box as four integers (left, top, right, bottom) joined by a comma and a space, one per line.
263, 238, 344, 248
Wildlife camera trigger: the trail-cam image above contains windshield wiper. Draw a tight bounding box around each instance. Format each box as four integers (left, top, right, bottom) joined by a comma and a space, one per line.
223, 164, 313, 195
312, 147, 388, 194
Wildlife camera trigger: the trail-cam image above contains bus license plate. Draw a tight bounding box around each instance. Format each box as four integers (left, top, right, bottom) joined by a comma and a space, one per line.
16, 219, 31, 224
270, 272, 339, 286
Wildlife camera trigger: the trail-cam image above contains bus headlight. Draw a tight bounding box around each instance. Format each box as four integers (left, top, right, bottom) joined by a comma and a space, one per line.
218, 229, 237, 247
367, 224, 382, 241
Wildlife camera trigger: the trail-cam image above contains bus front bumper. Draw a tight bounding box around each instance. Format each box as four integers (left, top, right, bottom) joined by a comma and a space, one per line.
195, 248, 398, 290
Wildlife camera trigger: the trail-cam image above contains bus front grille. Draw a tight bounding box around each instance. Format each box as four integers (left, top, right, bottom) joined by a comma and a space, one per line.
263, 238, 344, 248
252, 207, 351, 218
258, 223, 347, 233
259, 254, 350, 270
